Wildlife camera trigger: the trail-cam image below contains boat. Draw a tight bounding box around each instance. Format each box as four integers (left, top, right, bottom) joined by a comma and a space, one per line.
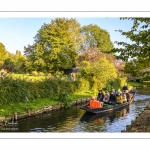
80, 92, 136, 114
80, 106, 130, 122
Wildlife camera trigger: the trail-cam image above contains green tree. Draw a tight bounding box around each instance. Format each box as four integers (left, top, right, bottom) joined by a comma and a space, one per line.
14, 50, 26, 73
0, 42, 8, 67
80, 57, 117, 90
112, 18, 150, 62
78, 47, 121, 74
24, 44, 40, 72
124, 58, 150, 77
4, 50, 26, 73
81, 24, 114, 52
25, 18, 84, 72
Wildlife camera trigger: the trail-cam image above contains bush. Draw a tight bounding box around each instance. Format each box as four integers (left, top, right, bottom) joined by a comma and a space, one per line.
110, 77, 127, 90
38, 72, 45, 76
57, 92, 71, 108
31, 71, 38, 76
0, 76, 90, 105
75, 78, 90, 92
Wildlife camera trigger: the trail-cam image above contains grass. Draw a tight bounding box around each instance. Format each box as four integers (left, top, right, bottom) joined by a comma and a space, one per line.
0, 92, 92, 118
127, 81, 144, 87
6, 73, 69, 82
127, 81, 150, 87
6, 73, 47, 82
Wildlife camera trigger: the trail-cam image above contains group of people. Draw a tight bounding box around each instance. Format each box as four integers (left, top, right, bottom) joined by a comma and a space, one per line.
97, 83, 136, 104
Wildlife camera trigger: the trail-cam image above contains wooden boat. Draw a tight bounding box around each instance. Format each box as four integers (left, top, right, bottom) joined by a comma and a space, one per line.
80, 92, 136, 114
80, 105, 130, 122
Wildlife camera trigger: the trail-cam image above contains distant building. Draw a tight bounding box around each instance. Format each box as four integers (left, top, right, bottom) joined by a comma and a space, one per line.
64, 67, 80, 74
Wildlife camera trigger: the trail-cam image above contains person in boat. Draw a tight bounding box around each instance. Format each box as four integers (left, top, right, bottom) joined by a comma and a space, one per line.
129, 87, 136, 95
109, 89, 116, 105
97, 90, 104, 102
122, 83, 130, 102
129, 87, 136, 99
116, 89, 123, 103
103, 90, 110, 102
122, 83, 129, 93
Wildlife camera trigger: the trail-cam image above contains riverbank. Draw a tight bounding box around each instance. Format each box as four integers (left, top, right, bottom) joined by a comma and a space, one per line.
0, 97, 91, 124
127, 81, 150, 88
122, 103, 150, 132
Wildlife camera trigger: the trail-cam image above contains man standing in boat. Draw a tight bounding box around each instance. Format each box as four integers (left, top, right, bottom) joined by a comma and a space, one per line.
122, 83, 130, 102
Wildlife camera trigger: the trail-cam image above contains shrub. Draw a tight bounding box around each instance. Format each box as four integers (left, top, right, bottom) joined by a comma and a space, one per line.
57, 92, 71, 108
31, 71, 38, 76
38, 72, 45, 76
75, 78, 90, 92
110, 77, 127, 90
0, 76, 86, 105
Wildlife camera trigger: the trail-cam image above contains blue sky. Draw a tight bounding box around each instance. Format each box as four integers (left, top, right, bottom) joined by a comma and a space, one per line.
0, 17, 134, 55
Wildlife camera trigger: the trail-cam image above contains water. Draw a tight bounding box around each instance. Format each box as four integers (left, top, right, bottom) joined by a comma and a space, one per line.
1, 87, 150, 132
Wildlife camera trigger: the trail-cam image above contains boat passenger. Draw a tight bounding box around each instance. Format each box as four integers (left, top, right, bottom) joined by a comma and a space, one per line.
103, 90, 110, 102
97, 90, 104, 102
116, 89, 123, 103
122, 92, 127, 102
122, 83, 130, 102
122, 83, 129, 93
109, 89, 116, 105
129, 87, 136, 100
129, 87, 136, 95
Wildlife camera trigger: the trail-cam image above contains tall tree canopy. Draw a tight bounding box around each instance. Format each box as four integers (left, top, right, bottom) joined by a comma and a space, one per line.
4, 50, 26, 72
0, 42, 8, 67
80, 24, 114, 52
112, 18, 150, 63
24, 18, 84, 72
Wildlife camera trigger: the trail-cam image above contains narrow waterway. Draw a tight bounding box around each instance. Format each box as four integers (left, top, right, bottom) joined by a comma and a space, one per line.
1, 87, 150, 132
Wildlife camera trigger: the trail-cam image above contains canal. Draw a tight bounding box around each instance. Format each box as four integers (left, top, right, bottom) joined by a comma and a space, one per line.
1, 87, 150, 132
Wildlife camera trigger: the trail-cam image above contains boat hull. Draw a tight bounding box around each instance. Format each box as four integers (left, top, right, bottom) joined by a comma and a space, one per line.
80, 101, 131, 114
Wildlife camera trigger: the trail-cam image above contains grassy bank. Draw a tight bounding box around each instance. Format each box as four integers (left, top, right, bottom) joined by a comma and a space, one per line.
127, 81, 150, 87
0, 73, 140, 119
0, 92, 92, 118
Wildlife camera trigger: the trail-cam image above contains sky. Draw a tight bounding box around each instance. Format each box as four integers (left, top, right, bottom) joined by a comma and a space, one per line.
0, 17, 134, 55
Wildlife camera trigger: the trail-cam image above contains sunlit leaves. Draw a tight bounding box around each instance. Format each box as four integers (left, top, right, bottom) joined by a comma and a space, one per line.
80, 57, 117, 89
81, 24, 114, 52
25, 18, 84, 72
113, 18, 150, 62
0, 42, 8, 66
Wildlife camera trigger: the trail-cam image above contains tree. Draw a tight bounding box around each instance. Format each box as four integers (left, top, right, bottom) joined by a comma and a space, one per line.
78, 47, 120, 71
112, 18, 150, 63
124, 58, 150, 77
4, 50, 26, 73
0, 42, 8, 67
80, 24, 114, 52
80, 57, 117, 90
25, 18, 84, 72
78, 48, 105, 63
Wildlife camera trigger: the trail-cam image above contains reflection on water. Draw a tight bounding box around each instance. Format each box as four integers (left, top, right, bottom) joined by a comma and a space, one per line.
0, 87, 150, 132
